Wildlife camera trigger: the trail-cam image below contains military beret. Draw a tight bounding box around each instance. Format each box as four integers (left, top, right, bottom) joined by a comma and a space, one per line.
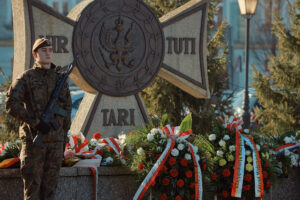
32, 37, 52, 52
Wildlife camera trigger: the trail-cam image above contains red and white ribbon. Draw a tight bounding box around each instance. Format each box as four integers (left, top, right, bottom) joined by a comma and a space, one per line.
275, 142, 300, 156
133, 125, 202, 200
103, 137, 126, 158
223, 116, 243, 132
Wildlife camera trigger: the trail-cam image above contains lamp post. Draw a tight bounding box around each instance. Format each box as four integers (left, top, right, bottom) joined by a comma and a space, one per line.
237, 0, 258, 129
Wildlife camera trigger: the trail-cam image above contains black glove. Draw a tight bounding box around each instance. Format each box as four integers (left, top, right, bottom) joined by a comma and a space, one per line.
35, 119, 51, 134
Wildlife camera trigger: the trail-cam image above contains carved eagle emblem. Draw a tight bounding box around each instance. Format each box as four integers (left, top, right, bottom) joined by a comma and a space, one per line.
99, 17, 138, 72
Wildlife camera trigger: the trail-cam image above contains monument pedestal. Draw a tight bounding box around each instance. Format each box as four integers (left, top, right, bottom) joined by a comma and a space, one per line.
0, 167, 139, 200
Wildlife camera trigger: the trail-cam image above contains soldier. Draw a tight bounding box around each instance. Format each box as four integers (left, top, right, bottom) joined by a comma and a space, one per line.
5, 38, 72, 200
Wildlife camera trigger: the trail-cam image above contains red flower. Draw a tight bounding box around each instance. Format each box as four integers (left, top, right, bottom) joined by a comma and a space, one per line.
175, 195, 182, 200
264, 161, 270, 168
170, 169, 179, 177
185, 170, 193, 178
266, 180, 272, 188
211, 172, 218, 181
176, 179, 185, 188
222, 169, 231, 177
180, 158, 188, 167
160, 193, 168, 200
168, 157, 177, 165
244, 173, 252, 182
162, 177, 170, 186
243, 184, 251, 191
92, 132, 102, 140
96, 149, 104, 156
138, 163, 145, 171
190, 194, 195, 200
202, 163, 207, 171
65, 143, 71, 149
240, 197, 246, 200
189, 182, 195, 189
222, 190, 229, 198
162, 165, 168, 172
155, 154, 161, 160
263, 171, 268, 179
107, 146, 114, 153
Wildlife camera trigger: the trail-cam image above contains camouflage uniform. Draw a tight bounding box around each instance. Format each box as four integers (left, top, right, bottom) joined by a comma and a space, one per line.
5, 62, 72, 200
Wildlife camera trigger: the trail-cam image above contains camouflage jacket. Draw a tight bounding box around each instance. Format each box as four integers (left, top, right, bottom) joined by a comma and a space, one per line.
5, 62, 72, 143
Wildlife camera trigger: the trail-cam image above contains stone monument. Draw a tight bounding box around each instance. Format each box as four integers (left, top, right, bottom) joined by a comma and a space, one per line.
12, 0, 209, 138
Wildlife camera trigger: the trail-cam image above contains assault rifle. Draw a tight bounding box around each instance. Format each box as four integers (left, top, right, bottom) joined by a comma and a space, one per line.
33, 55, 78, 148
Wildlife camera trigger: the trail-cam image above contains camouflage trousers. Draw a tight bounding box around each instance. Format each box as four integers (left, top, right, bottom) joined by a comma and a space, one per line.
20, 140, 63, 200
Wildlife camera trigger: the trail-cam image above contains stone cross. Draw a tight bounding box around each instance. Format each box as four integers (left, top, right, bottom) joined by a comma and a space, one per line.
12, 0, 210, 138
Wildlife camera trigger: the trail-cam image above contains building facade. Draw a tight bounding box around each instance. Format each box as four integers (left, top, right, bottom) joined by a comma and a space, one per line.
220, 0, 290, 91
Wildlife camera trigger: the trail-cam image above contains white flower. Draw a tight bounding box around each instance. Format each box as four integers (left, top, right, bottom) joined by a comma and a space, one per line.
147, 133, 154, 142
208, 134, 216, 141
185, 153, 192, 160
177, 143, 185, 151
105, 156, 114, 164
256, 145, 260, 151
284, 149, 291, 156
244, 129, 249, 133
171, 148, 179, 157
223, 135, 230, 141
219, 139, 226, 147
118, 134, 126, 145
137, 147, 145, 155
229, 145, 235, 152
246, 150, 251, 156
284, 137, 292, 144
193, 146, 198, 153
278, 162, 282, 168
90, 138, 98, 146
217, 150, 224, 157
150, 128, 159, 135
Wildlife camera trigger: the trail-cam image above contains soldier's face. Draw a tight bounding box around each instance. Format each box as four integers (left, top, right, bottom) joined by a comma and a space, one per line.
34, 46, 53, 65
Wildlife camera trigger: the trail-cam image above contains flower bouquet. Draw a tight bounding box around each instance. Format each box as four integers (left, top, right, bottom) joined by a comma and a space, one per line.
205, 115, 277, 200
0, 140, 21, 168
125, 114, 213, 200
63, 131, 126, 167
270, 130, 300, 176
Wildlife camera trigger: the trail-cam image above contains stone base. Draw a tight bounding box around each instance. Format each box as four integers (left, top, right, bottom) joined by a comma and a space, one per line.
0, 167, 139, 200
263, 168, 300, 200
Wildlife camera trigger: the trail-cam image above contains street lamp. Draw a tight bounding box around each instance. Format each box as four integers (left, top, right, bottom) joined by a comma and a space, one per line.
237, 0, 258, 129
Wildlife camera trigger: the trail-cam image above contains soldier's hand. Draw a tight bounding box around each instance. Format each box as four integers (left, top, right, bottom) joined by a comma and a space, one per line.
36, 119, 51, 134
